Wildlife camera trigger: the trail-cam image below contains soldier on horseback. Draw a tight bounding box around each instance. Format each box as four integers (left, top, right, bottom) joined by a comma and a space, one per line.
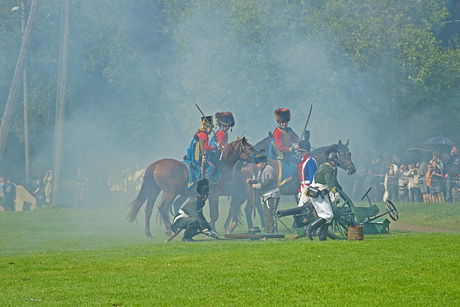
272, 108, 300, 163
186, 115, 220, 181
210, 111, 235, 150
303, 145, 342, 241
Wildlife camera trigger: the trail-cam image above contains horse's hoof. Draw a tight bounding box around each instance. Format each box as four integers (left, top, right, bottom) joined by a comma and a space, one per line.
146, 233, 153, 238
165, 231, 172, 237
227, 222, 237, 234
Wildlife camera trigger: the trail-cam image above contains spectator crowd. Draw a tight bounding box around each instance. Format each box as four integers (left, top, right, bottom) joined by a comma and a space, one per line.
352, 145, 460, 204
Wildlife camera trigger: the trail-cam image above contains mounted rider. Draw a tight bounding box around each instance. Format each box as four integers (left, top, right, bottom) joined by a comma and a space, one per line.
303, 145, 342, 241
186, 115, 220, 182
210, 111, 235, 150
271, 108, 300, 164
297, 139, 317, 207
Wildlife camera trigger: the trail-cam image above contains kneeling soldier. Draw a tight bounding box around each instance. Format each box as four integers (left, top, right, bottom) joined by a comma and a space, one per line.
171, 179, 218, 242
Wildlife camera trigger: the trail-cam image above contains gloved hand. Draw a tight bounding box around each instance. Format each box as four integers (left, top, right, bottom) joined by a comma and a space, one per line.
208, 230, 219, 238
334, 192, 340, 204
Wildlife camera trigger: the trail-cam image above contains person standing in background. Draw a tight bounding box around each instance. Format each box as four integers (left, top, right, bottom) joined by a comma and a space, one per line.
2, 178, 16, 211
74, 168, 87, 209
43, 170, 53, 205
132, 163, 145, 192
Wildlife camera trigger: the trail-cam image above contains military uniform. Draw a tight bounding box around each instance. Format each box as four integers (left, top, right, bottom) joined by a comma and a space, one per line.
272, 108, 300, 163
297, 140, 317, 207
210, 111, 235, 148
249, 154, 281, 234
303, 149, 342, 241
186, 116, 219, 180
171, 179, 216, 242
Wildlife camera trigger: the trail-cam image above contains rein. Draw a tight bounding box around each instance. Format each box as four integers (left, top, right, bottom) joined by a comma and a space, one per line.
238, 142, 255, 164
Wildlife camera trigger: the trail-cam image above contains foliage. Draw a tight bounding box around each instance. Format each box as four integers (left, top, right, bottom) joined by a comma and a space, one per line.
1, 0, 460, 186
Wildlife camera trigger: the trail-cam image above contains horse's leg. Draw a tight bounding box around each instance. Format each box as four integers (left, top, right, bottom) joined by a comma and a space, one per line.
225, 192, 247, 233
158, 192, 176, 236
208, 194, 219, 232
144, 189, 158, 238
223, 206, 232, 233
255, 196, 266, 230
244, 198, 254, 230
172, 195, 188, 215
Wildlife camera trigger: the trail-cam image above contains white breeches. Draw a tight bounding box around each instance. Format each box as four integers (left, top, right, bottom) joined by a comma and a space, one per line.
311, 196, 334, 223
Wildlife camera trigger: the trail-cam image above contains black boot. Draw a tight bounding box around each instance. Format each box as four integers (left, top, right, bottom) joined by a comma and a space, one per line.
303, 218, 326, 241
319, 223, 329, 241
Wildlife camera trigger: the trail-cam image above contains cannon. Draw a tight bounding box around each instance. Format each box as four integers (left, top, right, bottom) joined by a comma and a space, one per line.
276, 187, 399, 239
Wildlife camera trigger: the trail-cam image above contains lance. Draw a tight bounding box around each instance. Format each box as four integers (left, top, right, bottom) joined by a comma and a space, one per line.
300, 105, 313, 140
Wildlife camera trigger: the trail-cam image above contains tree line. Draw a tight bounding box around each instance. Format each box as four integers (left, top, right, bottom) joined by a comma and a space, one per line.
0, 0, 459, 193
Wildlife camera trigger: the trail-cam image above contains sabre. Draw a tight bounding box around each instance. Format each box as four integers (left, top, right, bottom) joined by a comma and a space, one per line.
300, 105, 313, 140
195, 103, 217, 137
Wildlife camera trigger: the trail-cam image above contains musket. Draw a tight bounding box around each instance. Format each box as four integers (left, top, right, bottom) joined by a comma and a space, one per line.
264, 200, 293, 234
300, 105, 313, 140
164, 227, 184, 243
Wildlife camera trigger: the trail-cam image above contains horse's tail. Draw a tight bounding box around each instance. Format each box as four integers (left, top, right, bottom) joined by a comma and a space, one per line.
126, 163, 159, 223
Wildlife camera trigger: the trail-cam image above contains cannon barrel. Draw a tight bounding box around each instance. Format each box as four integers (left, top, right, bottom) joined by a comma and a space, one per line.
277, 206, 307, 217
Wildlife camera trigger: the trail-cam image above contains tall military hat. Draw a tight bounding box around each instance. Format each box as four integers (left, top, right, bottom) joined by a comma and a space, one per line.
201, 116, 214, 128
215, 111, 235, 128
254, 152, 267, 164
274, 108, 291, 123
196, 178, 210, 195
298, 140, 311, 152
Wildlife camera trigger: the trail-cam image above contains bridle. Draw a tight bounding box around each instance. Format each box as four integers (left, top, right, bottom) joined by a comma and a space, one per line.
238, 141, 256, 165
338, 150, 355, 174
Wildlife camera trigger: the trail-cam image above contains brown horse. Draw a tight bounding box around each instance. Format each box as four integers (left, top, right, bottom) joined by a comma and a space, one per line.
126, 137, 257, 237
224, 139, 356, 233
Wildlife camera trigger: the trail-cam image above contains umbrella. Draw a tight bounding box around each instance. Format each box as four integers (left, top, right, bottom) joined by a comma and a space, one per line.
406, 144, 433, 152
423, 136, 455, 147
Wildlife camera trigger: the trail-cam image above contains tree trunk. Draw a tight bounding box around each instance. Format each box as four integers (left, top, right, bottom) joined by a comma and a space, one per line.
0, 0, 38, 167
52, 0, 70, 206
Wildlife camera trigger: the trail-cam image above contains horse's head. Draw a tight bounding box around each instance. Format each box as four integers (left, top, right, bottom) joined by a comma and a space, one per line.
337, 139, 356, 175
224, 137, 257, 166
237, 137, 257, 163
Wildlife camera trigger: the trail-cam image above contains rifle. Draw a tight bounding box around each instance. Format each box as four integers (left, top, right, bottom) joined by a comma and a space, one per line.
164, 227, 184, 243
300, 105, 313, 140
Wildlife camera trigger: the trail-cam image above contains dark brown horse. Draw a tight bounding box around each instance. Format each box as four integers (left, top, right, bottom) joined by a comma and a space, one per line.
126, 137, 257, 237
224, 138, 356, 233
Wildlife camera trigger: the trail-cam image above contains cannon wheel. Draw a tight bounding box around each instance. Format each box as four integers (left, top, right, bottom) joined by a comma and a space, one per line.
385, 200, 399, 221
327, 190, 359, 239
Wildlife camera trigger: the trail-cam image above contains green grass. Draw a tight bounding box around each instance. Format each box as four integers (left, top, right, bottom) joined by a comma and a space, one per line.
1, 204, 460, 306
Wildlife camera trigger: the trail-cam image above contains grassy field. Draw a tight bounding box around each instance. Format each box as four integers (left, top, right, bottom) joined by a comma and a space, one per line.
1, 201, 459, 306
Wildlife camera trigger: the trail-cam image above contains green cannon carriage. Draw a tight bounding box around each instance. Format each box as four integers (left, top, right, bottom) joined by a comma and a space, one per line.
277, 187, 399, 239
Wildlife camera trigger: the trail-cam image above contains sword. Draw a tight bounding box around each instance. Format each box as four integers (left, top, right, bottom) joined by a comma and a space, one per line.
195, 103, 217, 138
300, 105, 313, 140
